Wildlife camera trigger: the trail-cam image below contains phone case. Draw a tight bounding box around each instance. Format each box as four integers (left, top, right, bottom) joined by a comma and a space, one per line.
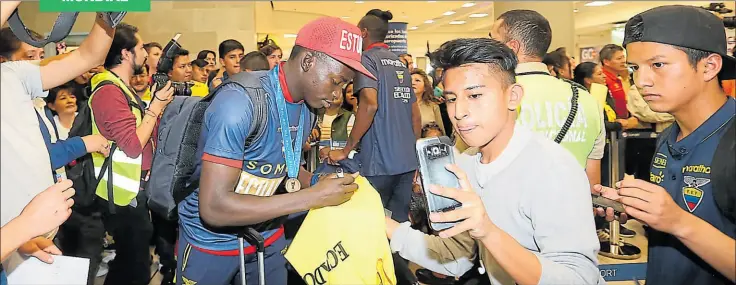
591, 194, 626, 216
416, 136, 462, 231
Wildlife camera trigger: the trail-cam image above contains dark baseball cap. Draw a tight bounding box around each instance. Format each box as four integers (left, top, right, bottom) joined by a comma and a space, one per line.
623, 5, 736, 79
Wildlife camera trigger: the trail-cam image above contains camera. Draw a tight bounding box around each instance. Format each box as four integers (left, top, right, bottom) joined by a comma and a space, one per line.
704, 3, 735, 28
151, 33, 193, 96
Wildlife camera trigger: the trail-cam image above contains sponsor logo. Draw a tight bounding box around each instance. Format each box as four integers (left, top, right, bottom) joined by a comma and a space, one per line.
652, 153, 667, 169
682, 176, 710, 212
396, 70, 405, 84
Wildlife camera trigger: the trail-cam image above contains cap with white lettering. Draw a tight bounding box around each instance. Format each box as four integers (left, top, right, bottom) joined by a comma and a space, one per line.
295, 17, 376, 80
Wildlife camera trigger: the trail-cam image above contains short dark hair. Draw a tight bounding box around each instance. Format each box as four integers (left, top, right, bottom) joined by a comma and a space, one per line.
240, 51, 270, 71
599, 44, 624, 65
162, 49, 189, 73
197, 50, 216, 60
359, 9, 393, 42
191, 58, 208, 69
341, 81, 355, 112
543, 50, 570, 78
44, 82, 75, 104
218, 39, 244, 59
573, 62, 599, 88
259, 44, 281, 57
0, 27, 43, 59
104, 23, 140, 69
430, 38, 517, 87
496, 10, 552, 59
143, 42, 162, 53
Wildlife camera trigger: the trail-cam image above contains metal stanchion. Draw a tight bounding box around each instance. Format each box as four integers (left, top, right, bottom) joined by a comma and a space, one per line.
599, 130, 642, 260
306, 143, 318, 173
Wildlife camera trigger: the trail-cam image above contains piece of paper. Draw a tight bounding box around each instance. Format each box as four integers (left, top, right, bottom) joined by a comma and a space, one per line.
7, 255, 89, 285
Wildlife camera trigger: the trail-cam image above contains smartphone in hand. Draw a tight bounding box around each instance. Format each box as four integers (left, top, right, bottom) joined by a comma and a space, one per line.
416, 136, 463, 231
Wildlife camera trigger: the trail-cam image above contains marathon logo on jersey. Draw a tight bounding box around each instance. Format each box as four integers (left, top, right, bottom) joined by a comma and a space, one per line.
682, 176, 710, 212
339, 30, 362, 55
380, 58, 405, 67
302, 241, 350, 285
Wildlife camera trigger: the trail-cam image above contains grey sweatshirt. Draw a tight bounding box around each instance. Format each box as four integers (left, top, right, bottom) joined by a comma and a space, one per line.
390, 126, 605, 285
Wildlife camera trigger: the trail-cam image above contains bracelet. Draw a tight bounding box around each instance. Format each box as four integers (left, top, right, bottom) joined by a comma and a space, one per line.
145, 109, 159, 118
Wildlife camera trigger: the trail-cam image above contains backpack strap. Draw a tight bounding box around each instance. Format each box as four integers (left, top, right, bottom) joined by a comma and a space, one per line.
712, 119, 736, 223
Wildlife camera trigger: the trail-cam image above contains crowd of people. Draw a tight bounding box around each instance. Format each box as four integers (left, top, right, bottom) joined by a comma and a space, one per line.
1, 2, 735, 285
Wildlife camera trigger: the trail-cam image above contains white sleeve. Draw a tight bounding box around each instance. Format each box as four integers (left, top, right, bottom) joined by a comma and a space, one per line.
2, 61, 48, 99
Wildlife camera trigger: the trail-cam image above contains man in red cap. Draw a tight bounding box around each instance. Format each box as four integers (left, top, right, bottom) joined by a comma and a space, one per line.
175, 17, 375, 285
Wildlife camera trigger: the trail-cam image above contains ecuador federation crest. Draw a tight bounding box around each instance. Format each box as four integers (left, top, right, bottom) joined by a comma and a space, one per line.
396, 70, 405, 84
682, 176, 710, 212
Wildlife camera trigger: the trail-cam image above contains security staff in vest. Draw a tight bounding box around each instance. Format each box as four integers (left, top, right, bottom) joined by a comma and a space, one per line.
489, 10, 606, 188
598, 6, 735, 285
326, 9, 422, 223
88, 23, 174, 285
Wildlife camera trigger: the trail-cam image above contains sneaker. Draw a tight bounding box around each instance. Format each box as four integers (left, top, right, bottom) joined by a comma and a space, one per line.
604, 225, 636, 238
96, 263, 109, 277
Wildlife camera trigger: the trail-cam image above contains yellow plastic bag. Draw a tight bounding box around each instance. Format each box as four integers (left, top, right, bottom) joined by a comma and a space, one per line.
285, 176, 396, 285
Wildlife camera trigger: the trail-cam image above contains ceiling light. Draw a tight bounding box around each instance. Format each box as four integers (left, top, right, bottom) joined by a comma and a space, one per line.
354, 1, 364, 3
469, 13, 488, 18
284, 34, 297, 38
443, 11, 456, 16
424, 19, 435, 24
584, 1, 613, 7
461, 2, 475, 8
410, 26, 418, 30
449, 20, 466, 25
573, 9, 579, 13
427, 1, 436, 2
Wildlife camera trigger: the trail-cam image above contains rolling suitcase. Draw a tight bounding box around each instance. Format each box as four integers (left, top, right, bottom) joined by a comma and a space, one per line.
238, 228, 266, 285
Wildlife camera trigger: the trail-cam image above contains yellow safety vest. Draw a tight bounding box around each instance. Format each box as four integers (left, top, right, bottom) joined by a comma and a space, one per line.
89, 71, 144, 206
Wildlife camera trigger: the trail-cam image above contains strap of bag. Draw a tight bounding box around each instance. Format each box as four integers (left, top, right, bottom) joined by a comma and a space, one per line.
7, 10, 78, 48
95, 144, 118, 214
35, 109, 59, 183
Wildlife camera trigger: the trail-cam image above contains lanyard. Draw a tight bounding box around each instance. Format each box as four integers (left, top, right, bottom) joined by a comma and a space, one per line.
269, 65, 307, 179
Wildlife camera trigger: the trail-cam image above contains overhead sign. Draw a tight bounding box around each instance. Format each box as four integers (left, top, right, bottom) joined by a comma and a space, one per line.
385, 22, 408, 56
580, 46, 601, 63
40, 0, 150, 12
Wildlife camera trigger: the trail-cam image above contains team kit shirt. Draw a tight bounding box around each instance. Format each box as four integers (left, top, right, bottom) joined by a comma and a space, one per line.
178, 66, 314, 253
602, 68, 629, 118
646, 98, 735, 285
353, 44, 418, 176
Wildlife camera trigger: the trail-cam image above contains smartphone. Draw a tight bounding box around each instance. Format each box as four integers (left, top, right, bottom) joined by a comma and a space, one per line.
416, 136, 462, 231
592, 194, 626, 216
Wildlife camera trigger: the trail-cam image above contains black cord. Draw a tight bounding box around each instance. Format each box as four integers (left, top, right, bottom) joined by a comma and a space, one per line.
555, 85, 579, 143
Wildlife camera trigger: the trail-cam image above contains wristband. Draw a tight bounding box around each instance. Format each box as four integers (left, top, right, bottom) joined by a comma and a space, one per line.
145, 109, 159, 118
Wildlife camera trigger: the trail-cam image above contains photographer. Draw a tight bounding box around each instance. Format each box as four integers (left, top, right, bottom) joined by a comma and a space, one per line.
386, 38, 603, 285
87, 23, 174, 285
1, 1, 115, 274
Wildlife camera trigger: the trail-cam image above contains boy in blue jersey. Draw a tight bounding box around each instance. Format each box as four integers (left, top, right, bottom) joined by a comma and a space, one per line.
176, 17, 376, 285
598, 6, 736, 285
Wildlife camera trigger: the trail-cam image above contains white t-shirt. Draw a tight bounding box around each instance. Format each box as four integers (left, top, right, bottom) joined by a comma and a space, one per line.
1, 61, 54, 227
53, 115, 73, 140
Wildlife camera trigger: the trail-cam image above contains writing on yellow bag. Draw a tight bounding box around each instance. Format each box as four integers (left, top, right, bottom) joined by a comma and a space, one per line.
285, 176, 396, 285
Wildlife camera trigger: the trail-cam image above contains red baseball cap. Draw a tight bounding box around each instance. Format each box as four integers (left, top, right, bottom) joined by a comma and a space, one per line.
295, 17, 377, 80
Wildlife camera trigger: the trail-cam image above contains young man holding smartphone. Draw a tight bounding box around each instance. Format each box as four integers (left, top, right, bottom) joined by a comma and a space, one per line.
386, 38, 603, 285
598, 6, 736, 284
